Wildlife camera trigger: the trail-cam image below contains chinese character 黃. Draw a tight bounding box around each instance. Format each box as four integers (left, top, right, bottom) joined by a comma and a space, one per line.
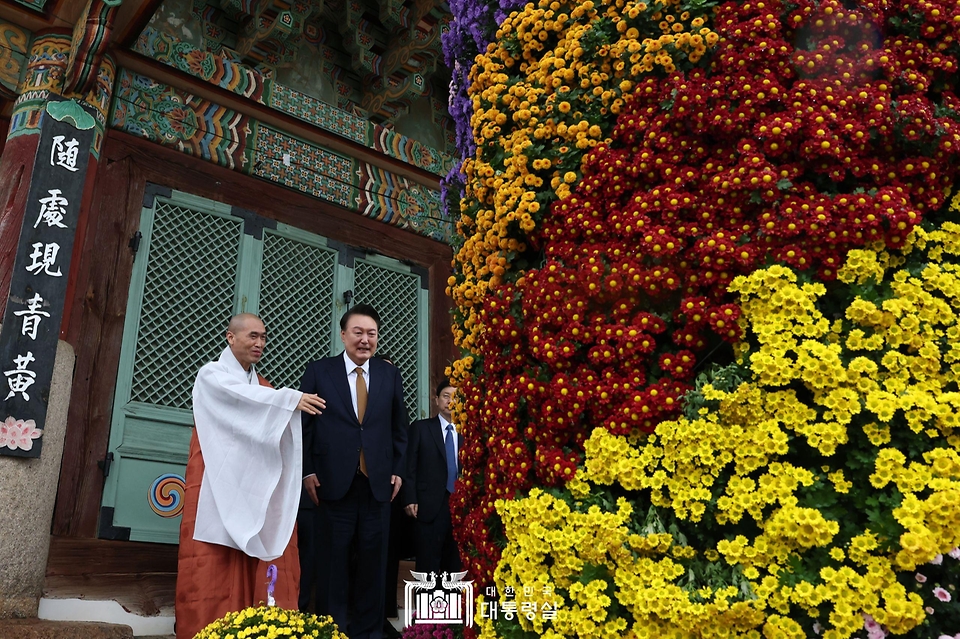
4, 351, 37, 401
13, 293, 50, 340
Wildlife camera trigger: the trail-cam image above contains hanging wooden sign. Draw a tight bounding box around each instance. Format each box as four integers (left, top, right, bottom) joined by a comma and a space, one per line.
0, 98, 96, 458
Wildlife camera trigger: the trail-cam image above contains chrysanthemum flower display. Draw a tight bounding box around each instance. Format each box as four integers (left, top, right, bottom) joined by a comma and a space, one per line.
443, 0, 960, 636
192, 605, 346, 639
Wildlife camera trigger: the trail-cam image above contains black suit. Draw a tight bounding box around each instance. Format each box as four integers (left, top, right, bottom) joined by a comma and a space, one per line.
300, 354, 408, 639
401, 416, 461, 575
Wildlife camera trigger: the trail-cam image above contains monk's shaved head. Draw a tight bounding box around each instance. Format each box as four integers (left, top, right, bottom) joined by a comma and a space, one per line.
226, 313, 267, 370
227, 313, 264, 334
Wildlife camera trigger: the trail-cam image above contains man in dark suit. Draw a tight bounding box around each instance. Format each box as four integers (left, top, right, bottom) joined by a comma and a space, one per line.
300, 304, 408, 639
402, 380, 461, 576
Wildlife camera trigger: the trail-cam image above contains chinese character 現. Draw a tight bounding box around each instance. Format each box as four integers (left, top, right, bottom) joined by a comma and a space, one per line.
4, 351, 37, 401
13, 293, 50, 340
50, 135, 80, 172
26, 242, 63, 277
34, 189, 69, 229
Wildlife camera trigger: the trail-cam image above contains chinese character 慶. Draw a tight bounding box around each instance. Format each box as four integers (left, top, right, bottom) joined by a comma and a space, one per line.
34, 189, 69, 229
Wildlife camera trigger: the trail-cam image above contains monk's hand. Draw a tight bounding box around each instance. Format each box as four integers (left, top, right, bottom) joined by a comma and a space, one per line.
303, 474, 320, 506
390, 475, 402, 501
404, 503, 418, 518
297, 393, 326, 415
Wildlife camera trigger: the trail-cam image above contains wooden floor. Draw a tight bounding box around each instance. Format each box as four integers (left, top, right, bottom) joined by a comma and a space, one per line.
44, 537, 177, 616
44, 536, 416, 623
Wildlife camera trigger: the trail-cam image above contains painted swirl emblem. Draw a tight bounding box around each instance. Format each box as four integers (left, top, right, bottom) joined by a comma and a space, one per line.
149, 473, 185, 518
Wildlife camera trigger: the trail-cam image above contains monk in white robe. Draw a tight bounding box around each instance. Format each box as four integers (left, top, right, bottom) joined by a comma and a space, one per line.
175, 313, 326, 639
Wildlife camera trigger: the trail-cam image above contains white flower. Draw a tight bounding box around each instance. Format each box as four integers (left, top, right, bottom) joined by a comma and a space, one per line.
931, 553, 943, 565
933, 586, 951, 602
948, 548, 960, 559
916, 573, 928, 583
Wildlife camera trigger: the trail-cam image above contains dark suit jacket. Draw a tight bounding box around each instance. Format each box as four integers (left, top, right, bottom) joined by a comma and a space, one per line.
401, 416, 459, 523
300, 354, 408, 503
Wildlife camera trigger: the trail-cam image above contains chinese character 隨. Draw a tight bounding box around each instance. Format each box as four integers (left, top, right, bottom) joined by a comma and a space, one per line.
26, 242, 63, 277
4, 351, 37, 401
50, 135, 80, 172
34, 189, 69, 229
13, 293, 50, 340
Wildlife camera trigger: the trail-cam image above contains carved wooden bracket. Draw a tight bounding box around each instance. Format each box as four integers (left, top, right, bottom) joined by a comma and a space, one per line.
64, 0, 122, 96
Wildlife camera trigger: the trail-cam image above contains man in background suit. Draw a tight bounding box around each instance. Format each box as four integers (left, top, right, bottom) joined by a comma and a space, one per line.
402, 380, 461, 575
300, 304, 408, 639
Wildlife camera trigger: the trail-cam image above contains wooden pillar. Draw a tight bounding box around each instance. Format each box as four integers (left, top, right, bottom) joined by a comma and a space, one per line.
0, 29, 116, 317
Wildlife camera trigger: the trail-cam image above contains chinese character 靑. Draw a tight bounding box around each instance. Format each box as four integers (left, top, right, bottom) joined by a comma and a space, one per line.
4, 351, 37, 401
26, 242, 63, 277
34, 189, 69, 229
50, 135, 80, 172
13, 293, 50, 340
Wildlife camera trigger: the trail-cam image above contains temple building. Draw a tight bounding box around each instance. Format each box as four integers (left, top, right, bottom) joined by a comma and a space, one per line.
0, 0, 455, 631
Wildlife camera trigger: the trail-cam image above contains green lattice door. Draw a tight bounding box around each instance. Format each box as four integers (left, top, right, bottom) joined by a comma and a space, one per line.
352, 255, 430, 421
100, 189, 430, 543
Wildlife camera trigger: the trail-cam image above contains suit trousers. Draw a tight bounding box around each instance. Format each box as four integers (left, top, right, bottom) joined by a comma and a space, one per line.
316, 472, 391, 639
296, 502, 318, 612
414, 492, 461, 576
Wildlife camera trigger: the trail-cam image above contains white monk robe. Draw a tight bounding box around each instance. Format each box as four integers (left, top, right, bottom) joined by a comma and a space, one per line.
175, 346, 302, 639
192, 346, 302, 558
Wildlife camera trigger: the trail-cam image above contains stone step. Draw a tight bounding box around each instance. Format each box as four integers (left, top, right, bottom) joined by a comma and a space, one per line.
0, 619, 133, 639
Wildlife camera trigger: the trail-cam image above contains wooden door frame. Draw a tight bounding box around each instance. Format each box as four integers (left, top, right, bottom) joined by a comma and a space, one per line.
52, 129, 455, 538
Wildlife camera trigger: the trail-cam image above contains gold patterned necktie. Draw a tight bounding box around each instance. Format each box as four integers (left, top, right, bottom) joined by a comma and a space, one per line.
356, 366, 368, 476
